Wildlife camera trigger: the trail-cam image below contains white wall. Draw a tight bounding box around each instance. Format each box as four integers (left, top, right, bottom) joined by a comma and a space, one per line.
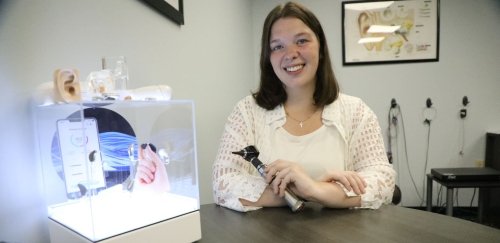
0, 0, 254, 242
0, 0, 499, 242
253, 0, 500, 207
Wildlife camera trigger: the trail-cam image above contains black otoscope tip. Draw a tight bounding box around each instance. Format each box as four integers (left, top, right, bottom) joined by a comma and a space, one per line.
232, 151, 245, 156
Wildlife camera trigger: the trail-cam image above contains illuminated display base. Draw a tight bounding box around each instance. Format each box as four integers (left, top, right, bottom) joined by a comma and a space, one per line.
47, 186, 201, 242
49, 211, 200, 243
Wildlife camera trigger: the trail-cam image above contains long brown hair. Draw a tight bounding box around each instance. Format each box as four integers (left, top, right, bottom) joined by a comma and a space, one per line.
253, 2, 339, 110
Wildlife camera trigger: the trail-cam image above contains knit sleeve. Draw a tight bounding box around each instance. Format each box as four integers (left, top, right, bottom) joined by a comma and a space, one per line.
212, 98, 268, 212
346, 99, 396, 209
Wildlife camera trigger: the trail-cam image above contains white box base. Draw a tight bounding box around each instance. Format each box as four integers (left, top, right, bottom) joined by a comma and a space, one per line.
47, 185, 200, 240
49, 210, 201, 243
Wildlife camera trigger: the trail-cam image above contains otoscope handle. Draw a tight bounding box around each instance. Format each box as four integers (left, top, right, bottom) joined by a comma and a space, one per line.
255, 161, 304, 212
283, 188, 305, 212
236, 150, 304, 212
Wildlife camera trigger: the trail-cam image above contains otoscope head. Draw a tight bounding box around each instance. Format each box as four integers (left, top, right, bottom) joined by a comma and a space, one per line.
232, 145, 260, 161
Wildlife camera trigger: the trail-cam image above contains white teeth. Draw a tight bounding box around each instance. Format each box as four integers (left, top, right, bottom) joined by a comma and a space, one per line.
285, 65, 304, 72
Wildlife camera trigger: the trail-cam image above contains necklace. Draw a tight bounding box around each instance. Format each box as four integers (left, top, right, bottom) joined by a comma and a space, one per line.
285, 109, 317, 128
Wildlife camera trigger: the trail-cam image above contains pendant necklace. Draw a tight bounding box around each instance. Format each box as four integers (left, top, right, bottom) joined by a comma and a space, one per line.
286, 109, 317, 128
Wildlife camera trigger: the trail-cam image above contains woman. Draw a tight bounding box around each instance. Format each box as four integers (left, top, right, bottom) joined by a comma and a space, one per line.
213, 2, 395, 212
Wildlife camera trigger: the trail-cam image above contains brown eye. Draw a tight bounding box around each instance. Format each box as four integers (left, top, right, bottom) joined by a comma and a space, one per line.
297, 39, 308, 45
271, 44, 283, 51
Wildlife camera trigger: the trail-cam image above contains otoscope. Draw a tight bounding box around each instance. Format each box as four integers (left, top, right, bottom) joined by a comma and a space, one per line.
232, 145, 305, 212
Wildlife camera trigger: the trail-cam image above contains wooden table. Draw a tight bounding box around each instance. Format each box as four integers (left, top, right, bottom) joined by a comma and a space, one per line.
197, 203, 500, 243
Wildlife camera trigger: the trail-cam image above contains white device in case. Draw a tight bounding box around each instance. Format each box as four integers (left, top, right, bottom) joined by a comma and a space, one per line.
56, 118, 106, 198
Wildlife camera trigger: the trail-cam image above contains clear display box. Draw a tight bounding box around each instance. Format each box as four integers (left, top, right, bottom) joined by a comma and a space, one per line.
32, 100, 201, 243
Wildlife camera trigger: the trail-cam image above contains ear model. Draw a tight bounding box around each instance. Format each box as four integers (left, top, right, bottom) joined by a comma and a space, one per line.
358, 12, 375, 51
54, 69, 81, 102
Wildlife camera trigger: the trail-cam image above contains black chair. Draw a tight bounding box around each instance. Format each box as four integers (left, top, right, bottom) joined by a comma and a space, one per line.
392, 185, 402, 205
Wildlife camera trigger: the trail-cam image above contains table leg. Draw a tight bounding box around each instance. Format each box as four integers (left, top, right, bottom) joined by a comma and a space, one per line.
426, 174, 433, 211
446, 187, 453, 216
478, 188, 485, 223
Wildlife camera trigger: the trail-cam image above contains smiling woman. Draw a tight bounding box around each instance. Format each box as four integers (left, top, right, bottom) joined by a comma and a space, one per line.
141, 0, 184, 25
269, 17, 320, 95
212, 1, 396, 213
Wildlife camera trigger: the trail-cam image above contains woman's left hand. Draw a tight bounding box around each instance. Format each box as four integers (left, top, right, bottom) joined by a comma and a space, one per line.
317, 170, 367, 195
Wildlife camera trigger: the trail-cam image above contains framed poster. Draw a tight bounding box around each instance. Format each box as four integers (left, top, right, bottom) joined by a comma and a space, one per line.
142, 0, 184, 25
341, 0, 439, 65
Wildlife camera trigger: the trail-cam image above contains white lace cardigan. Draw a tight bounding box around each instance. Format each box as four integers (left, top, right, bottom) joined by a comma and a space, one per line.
212, 93, 396, 212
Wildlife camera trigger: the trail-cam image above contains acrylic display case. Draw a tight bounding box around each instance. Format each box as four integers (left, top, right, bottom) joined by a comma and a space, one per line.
32, 100, 201, 243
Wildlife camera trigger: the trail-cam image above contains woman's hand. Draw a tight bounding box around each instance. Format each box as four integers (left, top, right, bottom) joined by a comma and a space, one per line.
264, 161, 365, 208
317, 170, 367, 195
135, 144, 170, 192
264, 160, 317, 199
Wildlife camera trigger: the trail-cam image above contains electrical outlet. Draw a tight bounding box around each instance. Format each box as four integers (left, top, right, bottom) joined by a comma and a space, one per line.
475, 160, 485, 168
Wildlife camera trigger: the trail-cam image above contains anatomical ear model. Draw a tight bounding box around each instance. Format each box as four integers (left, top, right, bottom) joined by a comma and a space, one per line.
54, 68, 81, 102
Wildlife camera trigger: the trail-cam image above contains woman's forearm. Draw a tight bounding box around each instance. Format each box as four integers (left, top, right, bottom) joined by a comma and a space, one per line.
304, 181, 361, 208
242, 182, 360, 209
239, 186, 287, 207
